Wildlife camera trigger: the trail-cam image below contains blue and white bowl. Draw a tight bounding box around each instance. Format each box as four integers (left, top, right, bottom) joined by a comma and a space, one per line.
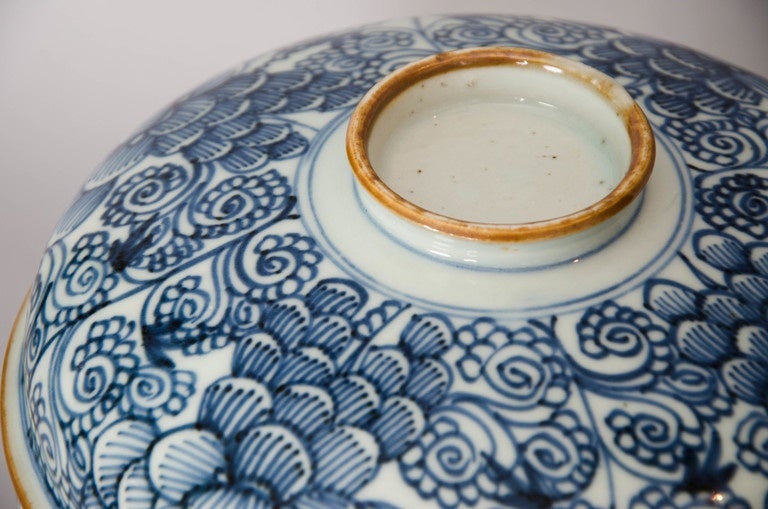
3, 14, 768, 508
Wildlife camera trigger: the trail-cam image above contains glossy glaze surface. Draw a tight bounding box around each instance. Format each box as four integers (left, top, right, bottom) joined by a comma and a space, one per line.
4, 14, 768, 509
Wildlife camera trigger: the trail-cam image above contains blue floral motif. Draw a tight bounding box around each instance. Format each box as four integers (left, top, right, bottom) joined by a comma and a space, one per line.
149, 275, 223, 354
101, 163, 197, 227
569, 301, 673, 390
647, 231, 768, 406
65, 318, 139, 436
663, 117, 768, 171
606, 408, 697, 472
107, 168, 294, 274
697, 172, 768, 238
400, 403, 598, 508
91, 74, 312, 186
16, 14, 768, 509
91, 281, 449, 507
119, 366, 195, 419
296, 29, 428, 95
192, 171, 294, 239
240, 233, 323, 301
456, 318, 570, 410
734, 412, 768, 476
659, 361, 732, 422
49, 232, 118, 325
426, 16, 621, 50
512, 410, 597, 502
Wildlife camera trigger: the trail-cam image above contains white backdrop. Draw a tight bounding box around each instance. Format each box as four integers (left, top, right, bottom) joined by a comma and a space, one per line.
1, 1, 766, 505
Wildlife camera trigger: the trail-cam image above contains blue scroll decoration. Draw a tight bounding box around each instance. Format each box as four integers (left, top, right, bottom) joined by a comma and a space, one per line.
18, 15, 768, 508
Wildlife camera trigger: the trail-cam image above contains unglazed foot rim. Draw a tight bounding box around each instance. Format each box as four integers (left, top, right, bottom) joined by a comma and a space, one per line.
346, 46, 656, 242
2, 294, 33, 508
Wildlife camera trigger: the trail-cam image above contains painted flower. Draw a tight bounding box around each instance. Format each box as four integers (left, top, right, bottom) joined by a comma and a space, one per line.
50, 232, 119, 325
241, 233, 323, 301
647, 231, 768, 405
192, 170, 293, 239
428, 16, 614, 51
663, 117, 766, 171
400, 401, 516, 508
90, 67, 312, 188
297, 29, 420, 89
512, 411, 598, 502
571, 301, 672, 390
605, 405, 703, 472
102, 164, 197, 227
401, 406, 598, 508
697, 172, 768, 238
92, 282, 450, 507
119, 366, 195, 419
66, 318, 139, 436
660, 361, 732, 421
734, 412, 768, 475
456, 318, 570, 415
150, 275, 225, 354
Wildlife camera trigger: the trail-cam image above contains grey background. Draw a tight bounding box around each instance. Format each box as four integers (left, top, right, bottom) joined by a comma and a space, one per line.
1, 0, 766, 505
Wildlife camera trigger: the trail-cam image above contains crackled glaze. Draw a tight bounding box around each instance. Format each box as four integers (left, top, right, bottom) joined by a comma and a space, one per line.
4, 14, 768, 509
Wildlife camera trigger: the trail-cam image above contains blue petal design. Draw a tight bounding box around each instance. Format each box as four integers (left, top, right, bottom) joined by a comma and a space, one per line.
148, 428, 226, 503
93, 420, 157, 507
737, 325, 768, 361
116, 460, 157, 509
728, 273, 768, 305
268, 131, 309, 160
152, 124, 206, 155
210, 111, 259, 140
306, 278, 368, 318
370, 396, 425, 459
188, 487, 271, 509
329, 376, 381, 427
750, 245, 768, 275
149, 96, 215, 135
319, 86, 367, 110
262, 298, 310, 350
272, 347, 335, 387
312, 426, 379, 496
645, 281, 699, 323
649, 92, 698, 119
210, 71, 267, 98
701, 292, 760, 326
675, 320, 734, 365
239, 121, 292, 147
399, 313, 453, 359
272, 384, 334, 438
303, 314, 352, 357
723, 358, 768, 405
202, 97, 249, 126
360, 346, 409, 396
282, 89, 325, 111
232, 333, 282, 382
198, 377, 272, 439
694, 231, 750, 272
217, 145, 269, 173
233, 425, 311, 501
87, 136, 154, 187
404, 358, 451, 408
183, 135, 232, 163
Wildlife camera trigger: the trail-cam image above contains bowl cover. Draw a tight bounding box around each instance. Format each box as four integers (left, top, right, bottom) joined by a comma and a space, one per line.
4, 14, 768, 509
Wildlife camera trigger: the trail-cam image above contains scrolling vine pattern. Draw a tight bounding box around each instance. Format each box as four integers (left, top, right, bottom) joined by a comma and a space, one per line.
19, 15, 768, 508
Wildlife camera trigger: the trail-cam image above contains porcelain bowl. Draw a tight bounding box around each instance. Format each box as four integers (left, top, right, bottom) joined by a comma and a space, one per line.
4, 14, 768, 509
